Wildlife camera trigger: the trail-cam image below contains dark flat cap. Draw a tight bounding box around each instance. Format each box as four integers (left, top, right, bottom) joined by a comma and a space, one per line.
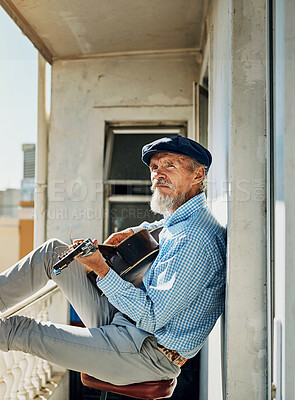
142, 135, 212, 172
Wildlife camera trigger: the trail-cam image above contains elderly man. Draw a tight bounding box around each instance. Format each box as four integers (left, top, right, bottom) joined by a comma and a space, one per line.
0, 136, 226, 385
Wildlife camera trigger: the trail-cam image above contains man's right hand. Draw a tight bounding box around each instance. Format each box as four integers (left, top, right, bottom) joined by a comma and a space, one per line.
104, 228, 134, 246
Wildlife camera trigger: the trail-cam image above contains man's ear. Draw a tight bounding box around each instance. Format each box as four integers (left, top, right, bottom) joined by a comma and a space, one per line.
192, 166, 205, 185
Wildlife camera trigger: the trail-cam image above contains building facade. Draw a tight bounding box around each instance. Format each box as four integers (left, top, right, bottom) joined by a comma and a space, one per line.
1, 0, 294, 399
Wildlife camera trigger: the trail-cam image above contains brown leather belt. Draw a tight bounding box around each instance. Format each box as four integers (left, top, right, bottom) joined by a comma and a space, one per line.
157, 344, 187, 367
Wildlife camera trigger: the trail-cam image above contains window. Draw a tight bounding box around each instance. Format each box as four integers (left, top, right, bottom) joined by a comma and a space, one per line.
104, 124, 187, 237
195, 83, 208, 148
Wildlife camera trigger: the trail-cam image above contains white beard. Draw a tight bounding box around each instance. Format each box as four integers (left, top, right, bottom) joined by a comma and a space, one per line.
150, 188, 186, 215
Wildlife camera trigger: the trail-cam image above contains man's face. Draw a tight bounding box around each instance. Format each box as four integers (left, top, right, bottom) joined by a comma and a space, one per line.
149, 152, 202, 214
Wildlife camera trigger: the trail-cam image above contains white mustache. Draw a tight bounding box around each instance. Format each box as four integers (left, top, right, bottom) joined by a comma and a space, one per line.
151, 179, 174, 192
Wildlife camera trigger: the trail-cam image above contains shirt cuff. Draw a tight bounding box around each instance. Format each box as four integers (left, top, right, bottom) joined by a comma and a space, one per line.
96, 267, 131, 297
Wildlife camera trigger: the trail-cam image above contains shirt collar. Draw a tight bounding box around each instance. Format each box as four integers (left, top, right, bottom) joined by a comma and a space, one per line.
163, 192, 207, 227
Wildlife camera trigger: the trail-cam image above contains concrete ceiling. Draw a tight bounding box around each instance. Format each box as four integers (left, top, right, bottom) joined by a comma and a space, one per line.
0, 0, 207, 64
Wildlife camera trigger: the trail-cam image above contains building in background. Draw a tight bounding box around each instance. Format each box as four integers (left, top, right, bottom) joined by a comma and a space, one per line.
0, 188, 20, 218
0, 188, 21, 271
0, 217, 20, 272
21, 143, 35, 201
19, 143, 35, 258
0, 143, 35, 271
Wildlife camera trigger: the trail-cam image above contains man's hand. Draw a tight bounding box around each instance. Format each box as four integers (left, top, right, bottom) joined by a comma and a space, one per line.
73, 239, 110, 279
104, 228, 134, 246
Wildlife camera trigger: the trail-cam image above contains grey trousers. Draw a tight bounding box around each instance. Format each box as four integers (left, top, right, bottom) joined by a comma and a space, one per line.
0, 239, 179, 385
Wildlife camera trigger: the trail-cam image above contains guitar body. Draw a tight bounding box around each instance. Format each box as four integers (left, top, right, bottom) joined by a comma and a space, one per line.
120, 251, 159, 287
98, 227, 162, 286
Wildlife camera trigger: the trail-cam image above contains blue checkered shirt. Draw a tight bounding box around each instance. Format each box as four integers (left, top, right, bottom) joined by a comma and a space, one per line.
97, 192, 226, 358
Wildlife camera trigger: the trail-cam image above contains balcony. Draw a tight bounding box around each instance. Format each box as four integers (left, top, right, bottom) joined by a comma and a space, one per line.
0, 282, 68, 399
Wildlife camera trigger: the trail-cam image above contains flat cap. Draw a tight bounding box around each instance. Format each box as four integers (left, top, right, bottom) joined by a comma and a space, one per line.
142, 135, 212, 172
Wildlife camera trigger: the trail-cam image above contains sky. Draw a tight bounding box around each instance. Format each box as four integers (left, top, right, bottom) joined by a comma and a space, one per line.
0, 6, 38, 190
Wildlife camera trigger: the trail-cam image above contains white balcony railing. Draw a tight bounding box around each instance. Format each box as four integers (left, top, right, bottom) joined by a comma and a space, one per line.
0, 282, 67, 399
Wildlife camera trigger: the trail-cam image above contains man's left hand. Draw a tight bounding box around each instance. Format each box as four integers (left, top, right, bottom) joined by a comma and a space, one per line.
73, 239, 110, 279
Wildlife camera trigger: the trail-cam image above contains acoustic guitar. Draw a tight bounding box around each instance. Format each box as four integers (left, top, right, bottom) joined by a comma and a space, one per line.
53, 227, 162, 287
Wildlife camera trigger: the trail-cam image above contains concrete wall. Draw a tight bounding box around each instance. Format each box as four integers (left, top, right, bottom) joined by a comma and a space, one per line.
198, 1, 231, 399
47, 53, 199, 240
200, 0, 267, 399
225, 1, 267, 399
